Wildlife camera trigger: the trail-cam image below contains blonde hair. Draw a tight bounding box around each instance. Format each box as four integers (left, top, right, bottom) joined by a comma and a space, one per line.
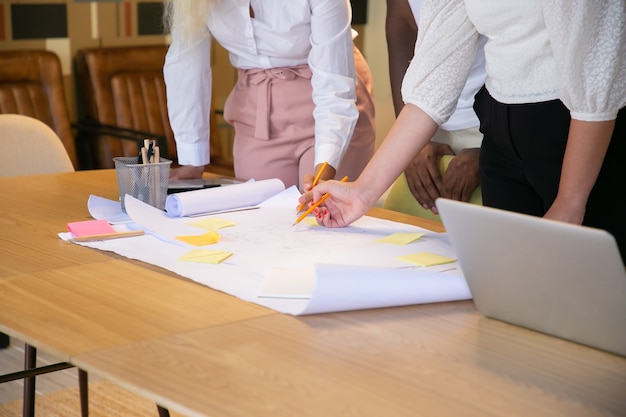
163, 0, 213, 44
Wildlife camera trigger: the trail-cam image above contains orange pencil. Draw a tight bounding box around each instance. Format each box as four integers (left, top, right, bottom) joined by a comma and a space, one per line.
297, 161, 328, 212
293, 176, 348, 226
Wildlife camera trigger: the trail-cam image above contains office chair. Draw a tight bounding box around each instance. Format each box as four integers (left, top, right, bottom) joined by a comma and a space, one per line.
0, 113, 88, 417
74, 45, 234, 175
0, 50, 78, 169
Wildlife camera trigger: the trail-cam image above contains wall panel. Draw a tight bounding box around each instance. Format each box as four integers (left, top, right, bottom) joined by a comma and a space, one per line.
0, 0, 236, 128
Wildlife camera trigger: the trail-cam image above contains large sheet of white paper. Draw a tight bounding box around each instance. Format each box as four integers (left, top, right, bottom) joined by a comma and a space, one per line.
259, 264, 470, 315
87, 194, 132, 224
60, 187, 471, 315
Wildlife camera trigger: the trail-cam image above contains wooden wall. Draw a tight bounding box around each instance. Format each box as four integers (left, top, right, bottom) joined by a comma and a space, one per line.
0, 0, 394, 151
0, 0, 237, 126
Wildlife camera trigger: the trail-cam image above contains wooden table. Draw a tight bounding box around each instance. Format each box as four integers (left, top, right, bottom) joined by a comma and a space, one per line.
1, 170, 625, 417
0, 171, 271, 359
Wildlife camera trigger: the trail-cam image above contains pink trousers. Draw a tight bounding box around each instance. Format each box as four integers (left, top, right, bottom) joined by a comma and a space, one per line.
223, 46, 375, 190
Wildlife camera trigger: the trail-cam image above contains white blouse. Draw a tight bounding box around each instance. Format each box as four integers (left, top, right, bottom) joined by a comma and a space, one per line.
408, 0, 486, 132
164, 0, 358, 169
402, 0, 626, 125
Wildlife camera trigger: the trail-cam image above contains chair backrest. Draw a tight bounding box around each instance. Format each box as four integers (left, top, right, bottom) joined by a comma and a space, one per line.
0, 50, 78, 169
75, 45, 175, 169
74, 45, 234, 175
0, 114, 74, 177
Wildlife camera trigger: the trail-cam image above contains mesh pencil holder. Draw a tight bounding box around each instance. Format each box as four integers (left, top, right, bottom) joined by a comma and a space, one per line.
113, 157, 172, 212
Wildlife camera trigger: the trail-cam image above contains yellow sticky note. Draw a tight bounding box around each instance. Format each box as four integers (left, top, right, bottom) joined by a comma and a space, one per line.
397, 252, 456, 267
178, 249, 232, 264
376, 232, 425, 245
176, 230, 221, 246
188, 218, 236, 230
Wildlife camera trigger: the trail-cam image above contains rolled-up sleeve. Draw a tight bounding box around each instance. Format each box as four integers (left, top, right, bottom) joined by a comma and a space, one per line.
544, 0, 626, 122
164, 35, 214, 166
401, 0, 479, 126
308, 0, 358, 170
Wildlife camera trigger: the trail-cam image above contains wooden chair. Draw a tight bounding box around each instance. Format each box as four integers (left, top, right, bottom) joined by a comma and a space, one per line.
0, 114, 88, 417
74, 45, 234, 176
0, 50, 78, 169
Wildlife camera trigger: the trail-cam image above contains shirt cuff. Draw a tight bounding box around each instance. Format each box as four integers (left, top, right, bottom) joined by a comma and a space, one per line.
315, 142, 344, 172
570, 109, 619, 122
175, 140, 212, 167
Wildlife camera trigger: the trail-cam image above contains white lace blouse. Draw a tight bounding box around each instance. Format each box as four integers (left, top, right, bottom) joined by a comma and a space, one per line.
402, 0, 626, 125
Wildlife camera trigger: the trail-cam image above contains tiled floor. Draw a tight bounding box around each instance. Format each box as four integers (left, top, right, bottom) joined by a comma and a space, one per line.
0, 338, 97, 404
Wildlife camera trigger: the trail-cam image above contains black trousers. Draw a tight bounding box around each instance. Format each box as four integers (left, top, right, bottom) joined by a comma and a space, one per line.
474, 86, 626, 261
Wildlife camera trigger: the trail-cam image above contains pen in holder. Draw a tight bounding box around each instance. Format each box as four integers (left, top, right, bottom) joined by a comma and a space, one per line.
113, 155, 172, 212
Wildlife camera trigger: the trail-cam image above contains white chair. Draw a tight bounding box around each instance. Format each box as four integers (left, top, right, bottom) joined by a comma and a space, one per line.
0, 114, 82, 417
0, 113, 74, 177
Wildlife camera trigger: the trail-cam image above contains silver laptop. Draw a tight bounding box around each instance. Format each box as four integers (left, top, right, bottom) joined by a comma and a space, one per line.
436, 198, 626, 357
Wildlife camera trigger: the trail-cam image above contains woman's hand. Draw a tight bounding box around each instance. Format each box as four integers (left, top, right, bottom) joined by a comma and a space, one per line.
300, 179, 370, 228
405, 141, 453, 213
544, 119, 615, 226
544, 196, 586, 225
298, 163, 336, 212
441, 147, 480, 203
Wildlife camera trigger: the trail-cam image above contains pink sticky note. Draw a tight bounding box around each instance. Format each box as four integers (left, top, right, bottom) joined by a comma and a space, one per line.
67, 219, 115, 237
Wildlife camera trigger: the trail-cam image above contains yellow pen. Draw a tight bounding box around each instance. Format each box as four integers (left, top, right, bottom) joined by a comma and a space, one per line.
297, 161, 328, 213
293, 176, 348, 226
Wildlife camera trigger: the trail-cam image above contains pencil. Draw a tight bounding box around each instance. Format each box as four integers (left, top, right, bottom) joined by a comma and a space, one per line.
292, 175, 348, 226
70, 230, 145, 242
297, 161, 328, 213
153, 145, 161, 207
311, 161, 328, 186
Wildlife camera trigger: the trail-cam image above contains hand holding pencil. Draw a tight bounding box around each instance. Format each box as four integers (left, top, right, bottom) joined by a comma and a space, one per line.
293, 176, 348, 225
298, 176, 370, 228
297, 161, 336, 213
297, 161, 327, 212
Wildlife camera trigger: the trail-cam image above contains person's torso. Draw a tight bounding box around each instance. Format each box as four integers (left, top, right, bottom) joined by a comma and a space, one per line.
207, 0, 313, 69
465, 0, 559, 104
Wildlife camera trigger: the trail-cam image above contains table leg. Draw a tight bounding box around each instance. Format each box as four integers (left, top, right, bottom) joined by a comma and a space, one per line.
23, 344, 36, 417
157, 405, 170, 417
79, 369, 89, 417
0, 332, 9, 349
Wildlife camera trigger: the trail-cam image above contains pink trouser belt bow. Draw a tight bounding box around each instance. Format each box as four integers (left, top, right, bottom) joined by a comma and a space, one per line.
239, 64, 312, 140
